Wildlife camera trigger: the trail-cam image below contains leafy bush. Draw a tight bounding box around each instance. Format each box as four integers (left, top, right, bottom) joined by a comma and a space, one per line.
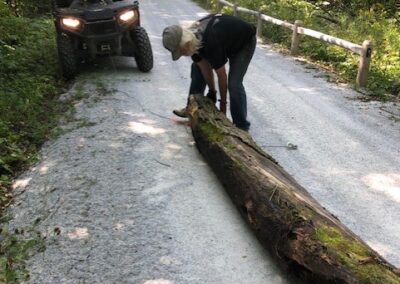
4, 0, 53, 17
0, 3, 61, 280
0, 3, 60, 182
201, 0, 400, 97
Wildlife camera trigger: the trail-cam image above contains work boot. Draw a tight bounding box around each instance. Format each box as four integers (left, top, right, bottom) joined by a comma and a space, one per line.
173, 107, 188, 118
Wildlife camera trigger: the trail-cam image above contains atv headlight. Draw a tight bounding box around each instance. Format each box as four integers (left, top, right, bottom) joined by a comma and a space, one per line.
61, 17, 82, 30
119, 10, 135, 23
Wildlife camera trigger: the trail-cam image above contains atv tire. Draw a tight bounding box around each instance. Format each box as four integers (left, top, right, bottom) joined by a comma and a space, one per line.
130, 27, 153, 72
57, 33, 77, 79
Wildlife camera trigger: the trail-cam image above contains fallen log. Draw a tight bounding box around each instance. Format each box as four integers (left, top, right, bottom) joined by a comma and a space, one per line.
187, 95, 400, 284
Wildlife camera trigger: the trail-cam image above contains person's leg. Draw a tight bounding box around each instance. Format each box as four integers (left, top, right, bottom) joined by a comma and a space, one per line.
189, 62, 206, 95
174, 63, 206, 117
228, 36, 256, 131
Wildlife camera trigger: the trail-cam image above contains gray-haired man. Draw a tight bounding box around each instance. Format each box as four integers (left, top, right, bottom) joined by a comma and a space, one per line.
162, 14, 256, 131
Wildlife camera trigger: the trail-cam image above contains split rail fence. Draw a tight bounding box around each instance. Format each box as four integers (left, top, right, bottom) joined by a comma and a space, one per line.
206, 0, 372, 87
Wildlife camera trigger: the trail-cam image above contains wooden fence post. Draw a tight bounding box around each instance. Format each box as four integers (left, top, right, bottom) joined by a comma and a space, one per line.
291, 20, 303, 56
233, 4, 238, 16
256, 11, 263, 39
356, 40, 372, 88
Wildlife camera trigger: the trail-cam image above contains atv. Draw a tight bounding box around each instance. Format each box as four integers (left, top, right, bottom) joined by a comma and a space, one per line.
53, 0, 153, 79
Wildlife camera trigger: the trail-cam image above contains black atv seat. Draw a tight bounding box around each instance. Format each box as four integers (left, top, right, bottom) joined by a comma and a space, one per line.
54, 0, 118, 9
55, 0, 73, 8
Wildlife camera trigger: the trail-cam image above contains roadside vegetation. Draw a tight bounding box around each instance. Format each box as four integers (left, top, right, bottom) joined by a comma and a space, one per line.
0, 1, 59, 209
0, 1, 60, 281
200, 0, 400, 99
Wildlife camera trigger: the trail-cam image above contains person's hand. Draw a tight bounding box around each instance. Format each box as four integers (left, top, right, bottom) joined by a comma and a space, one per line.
219, 100, 227, 115
206, 89, 217, 104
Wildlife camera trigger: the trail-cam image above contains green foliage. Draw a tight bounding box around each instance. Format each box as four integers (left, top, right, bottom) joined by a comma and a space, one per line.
201, 0, 400, 97
0, 3, 59, 279
334, 10, 399, 95
0, 5, 60, 184
4, 0, 53, 17
0, 227, 46, 283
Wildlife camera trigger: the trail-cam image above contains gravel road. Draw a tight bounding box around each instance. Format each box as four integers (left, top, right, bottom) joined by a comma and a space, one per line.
8, 0, 400, 283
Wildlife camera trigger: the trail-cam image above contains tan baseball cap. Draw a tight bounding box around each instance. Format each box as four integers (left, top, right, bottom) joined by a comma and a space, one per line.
162, 25, 183, 61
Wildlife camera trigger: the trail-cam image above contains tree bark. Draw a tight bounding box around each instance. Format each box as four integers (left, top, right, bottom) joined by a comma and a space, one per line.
187, 95, 400, 284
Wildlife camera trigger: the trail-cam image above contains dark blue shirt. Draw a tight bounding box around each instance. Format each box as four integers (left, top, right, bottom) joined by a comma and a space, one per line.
192, 14, 256, 70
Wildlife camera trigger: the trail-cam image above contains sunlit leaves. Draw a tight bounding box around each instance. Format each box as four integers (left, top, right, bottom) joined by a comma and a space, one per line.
217, 0, 400, 96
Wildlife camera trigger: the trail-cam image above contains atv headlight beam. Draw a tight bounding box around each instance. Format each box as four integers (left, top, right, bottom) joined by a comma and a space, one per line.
119, 10, 135, 23
61, 17, 82, 30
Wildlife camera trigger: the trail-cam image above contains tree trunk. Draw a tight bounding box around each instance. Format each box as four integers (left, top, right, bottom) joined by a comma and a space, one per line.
187, 95, 400, 284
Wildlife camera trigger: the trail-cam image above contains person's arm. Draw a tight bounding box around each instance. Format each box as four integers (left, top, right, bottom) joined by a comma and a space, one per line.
196, 59, 216, 92
215, 65, 227, 115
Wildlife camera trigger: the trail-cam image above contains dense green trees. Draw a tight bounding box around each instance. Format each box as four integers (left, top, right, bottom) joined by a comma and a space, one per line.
322, 0, 400, 17
207, 0, 400, 97
308, 0, 400, 17
4, 0, 53, 16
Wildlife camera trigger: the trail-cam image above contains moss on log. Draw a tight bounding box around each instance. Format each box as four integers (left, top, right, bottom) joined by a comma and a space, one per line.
187, 95, 400, 284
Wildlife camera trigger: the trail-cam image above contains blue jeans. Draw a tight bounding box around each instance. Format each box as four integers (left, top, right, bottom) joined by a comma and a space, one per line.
189, 36, 256, 131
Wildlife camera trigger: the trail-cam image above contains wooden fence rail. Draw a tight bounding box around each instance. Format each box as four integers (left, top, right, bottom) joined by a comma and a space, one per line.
206, 0, 372, 87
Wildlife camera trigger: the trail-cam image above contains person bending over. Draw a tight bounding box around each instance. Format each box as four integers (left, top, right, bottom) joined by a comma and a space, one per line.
162, 13, 256, 131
